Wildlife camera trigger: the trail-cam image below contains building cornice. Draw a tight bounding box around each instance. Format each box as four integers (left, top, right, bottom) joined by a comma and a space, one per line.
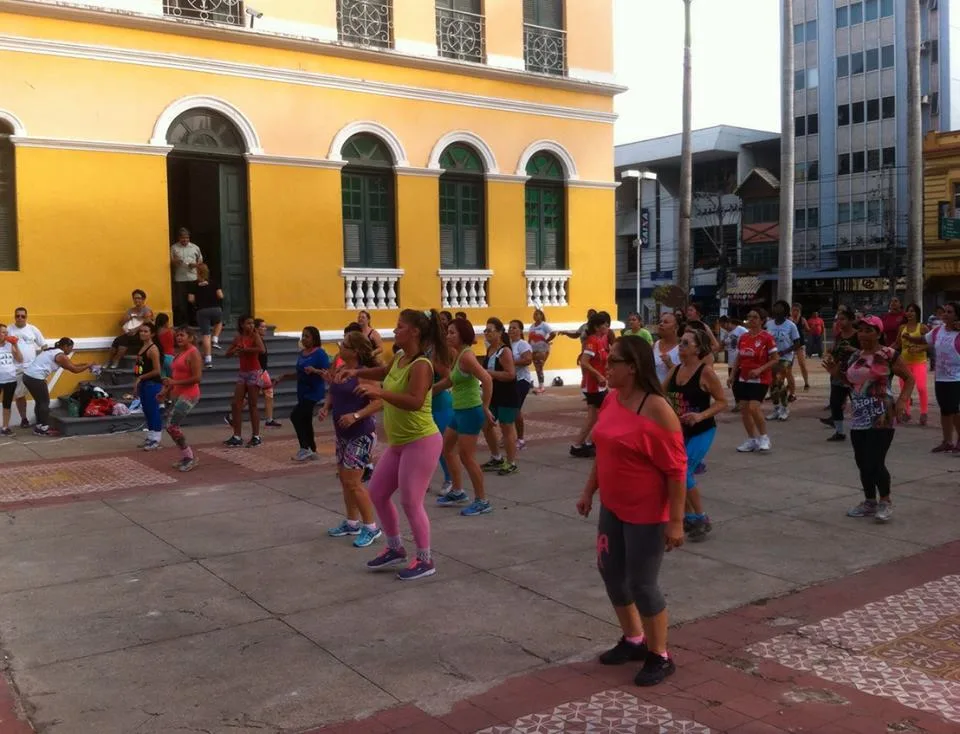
10, 135, 171, 155
0, 0, 626, 100
245, 153, 345, 170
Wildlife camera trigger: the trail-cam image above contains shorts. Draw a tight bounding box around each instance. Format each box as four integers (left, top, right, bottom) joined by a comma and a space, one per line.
490, 405, 518, 425
257, 370, 274, 398
585, 390, 608, 408
737, 381, 768, 402
112, 332, 140, 351
1, 381, 16, 410
531, 343, 550, 354
336, 432, 375, 470
449, 405, 486, 436
684, 427, 716, 490
774, 359, 793, 375
196, 307, 223, 336
517, 380, 532, 409
935, 381, 960, 416
237, 370, 263, 387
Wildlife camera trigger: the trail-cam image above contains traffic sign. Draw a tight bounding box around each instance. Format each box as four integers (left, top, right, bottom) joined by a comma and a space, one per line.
940, 217, 960, 240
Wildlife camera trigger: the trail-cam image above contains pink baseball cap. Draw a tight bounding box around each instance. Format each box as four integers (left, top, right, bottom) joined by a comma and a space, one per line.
856, 315, 884, 332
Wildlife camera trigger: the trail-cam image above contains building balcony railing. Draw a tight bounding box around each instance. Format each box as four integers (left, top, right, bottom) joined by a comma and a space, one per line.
163, 0, 244, 25
337, 0, 393, 49
524, 269, 571, 307
436, 6, 485, 63
523, 22, 566, 76
341, 268, 403, 310
439, 269, 492, 309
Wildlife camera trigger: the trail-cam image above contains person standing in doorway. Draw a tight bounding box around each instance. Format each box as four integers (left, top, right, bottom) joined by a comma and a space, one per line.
170, 227, 203, 327
8, 307, 45, 428
0, 324, 24, 436
187, 263, 223, 368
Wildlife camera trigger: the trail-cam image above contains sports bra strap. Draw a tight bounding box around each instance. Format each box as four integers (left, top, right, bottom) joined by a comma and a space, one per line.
636, 391, 652, 415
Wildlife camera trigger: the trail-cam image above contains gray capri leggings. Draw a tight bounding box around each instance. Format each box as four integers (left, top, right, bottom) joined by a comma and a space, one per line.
597, 505, 666, 616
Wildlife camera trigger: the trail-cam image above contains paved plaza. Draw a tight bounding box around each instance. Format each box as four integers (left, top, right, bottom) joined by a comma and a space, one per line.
0, 375, 958, 733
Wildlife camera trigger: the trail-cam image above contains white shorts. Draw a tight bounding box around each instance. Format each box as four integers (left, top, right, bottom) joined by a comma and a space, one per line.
14, 375, 28, 400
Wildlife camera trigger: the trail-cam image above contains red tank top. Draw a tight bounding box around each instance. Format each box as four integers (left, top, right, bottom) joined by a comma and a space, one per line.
238, 336, 261, 372
171, 347, 201, 401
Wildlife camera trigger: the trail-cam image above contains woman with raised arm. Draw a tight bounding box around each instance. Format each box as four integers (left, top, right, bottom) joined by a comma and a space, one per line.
22, 338, 92, 436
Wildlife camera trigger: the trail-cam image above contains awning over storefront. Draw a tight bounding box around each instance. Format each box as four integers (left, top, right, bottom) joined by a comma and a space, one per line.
726, 275, 763, 302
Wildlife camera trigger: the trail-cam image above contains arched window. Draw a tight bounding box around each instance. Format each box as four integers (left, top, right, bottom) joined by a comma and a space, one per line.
166, 109, 246, 154
0, 121, 17, 271
524, 151, 565, 269
341, 133, 396, 268
439, 143, 485, 269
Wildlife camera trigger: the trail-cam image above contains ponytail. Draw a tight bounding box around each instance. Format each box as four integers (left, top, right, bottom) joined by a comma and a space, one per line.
399, 308, 449, 368
54, 337, 74, 351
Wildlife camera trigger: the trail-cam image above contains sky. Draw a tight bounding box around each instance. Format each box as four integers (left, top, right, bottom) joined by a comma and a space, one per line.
613, 0, 782, 145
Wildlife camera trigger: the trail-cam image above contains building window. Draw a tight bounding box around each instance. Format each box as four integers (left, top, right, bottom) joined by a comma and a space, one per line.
341, 133, 396, 268
525, 150, 566, 269
882, 95, 895, 118
838, 104, 850, 125
850, 1, 863, 24
866, 148, 879, 171
866, 48, 879, 72
881, 44, 895, 68
867, 98, 880, 121
439, 143, 485, 269
807, 67, 819, 88
742, 198, 779, 224
795, 69, 805, 89
838, 202, 851, 223
808, 113, 819, 135
807, 207, 819, 229
795, 161, 807, 182
523, 0, 566, 75
837, 5, 849, 27
436, 0, 485, 63
881, 0, 893, 17
852, 151, 865, 173
851, 51, 865, 75
0, 121, 17, 271
852, 100, 865, 123
931, 39, 939, 64
806, 19, 817, 41
868, 199, 883, 224
163, 0, 243, 25
865, 0, 879, 21
932, 91, 940, 115
837, 55, 849, 77
337, 0, 393, 48
808, 160, 819, 181
795, 209, 806, 230
793, 22, 805, 44
882, 146, 896, 167
838, 153, 851, 175
851, 200, 866, 221
795, 115, 806, 136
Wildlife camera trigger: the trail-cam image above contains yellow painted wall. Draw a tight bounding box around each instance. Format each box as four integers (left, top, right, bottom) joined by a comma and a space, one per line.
567, 186, 616, 314
396, 173, 442, 309
253, 0, 336, 29
566, 0, 614, 74
923, 132, 960, 279
484, 0, 524, 61
394, 0, 437, 47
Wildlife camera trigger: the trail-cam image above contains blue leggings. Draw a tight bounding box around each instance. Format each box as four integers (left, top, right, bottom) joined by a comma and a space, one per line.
432, 401, 454, 483
139, 381, 163, 433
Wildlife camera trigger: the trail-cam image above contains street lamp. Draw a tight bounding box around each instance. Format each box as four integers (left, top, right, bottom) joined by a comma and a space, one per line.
621, 169, 658, 317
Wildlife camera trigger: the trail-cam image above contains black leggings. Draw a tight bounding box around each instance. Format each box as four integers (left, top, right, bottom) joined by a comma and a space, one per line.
829, 383, 849, 424
1, 381, 15, 410
597, 505, 666, 616
850, 429, 894, 501
290, 399, 318, 451
21, 375, 50, 426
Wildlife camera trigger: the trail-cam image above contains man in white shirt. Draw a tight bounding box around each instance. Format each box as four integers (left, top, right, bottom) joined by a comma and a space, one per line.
7, 307, 46, 428
170, 227, 203, 327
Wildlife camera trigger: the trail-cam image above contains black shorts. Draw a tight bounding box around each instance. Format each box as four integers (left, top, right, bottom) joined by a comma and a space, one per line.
736, 381, 768, 403
516, 380, 532, 409
111, 332, 140, 351
0, 381, 15, 409
935, 381, 960, 416
585, 391, 608, 408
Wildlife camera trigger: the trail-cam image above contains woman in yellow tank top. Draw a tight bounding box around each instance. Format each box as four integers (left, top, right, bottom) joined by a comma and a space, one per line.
896, 303, 929, 425
345, 309, 446, 581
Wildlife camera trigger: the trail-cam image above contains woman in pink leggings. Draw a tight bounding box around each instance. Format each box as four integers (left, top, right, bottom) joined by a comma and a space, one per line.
896, 303, 930, 425
347, 309, 447, 581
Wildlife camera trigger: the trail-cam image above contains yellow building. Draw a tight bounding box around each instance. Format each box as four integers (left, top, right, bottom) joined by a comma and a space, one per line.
0, 0, 620, 384
923, 130, 960, 303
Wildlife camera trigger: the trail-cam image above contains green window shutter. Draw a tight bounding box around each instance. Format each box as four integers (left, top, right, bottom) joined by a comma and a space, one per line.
525, 184, 564, 269
365, 174, 395, 268
439, 179, 458, 267
438, 146, 485, 269
525, 186, 541, 267
438, 0, 480, 11
525, 0, 562, 27
0, 134, 18, 271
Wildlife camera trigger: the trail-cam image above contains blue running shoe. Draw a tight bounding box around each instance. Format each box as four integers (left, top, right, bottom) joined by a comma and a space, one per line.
353, 526, 382, 548
367, 547, 407, 570
436, 490, 469, 506
397, 558, 436, 581
328, 520, 361, 537
460, 499, 493, 516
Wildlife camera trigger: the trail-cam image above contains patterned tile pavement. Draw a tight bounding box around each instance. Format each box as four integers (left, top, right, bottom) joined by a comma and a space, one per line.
476, 690, 712, 734
748, 574, 960, 725
0, 457, 177, 503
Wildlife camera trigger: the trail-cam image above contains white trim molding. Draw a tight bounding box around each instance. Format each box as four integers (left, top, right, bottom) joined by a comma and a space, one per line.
568, 68, 618, 85
0, 35, 619, 125
150, 94, 263, 153
568, 179, 619, 190
438, 269, 494, 309
516, 140, 579, 181
0, 109, 27, 136
10, 136, 172, 156
394, 166, 441, 178
245, 153, 345, 170
427, 130, 499, 173
486, 53, 525, 71
485, 172, 529, 184
253, 16, 338, 43
393, 38, 439, 58
328, 121, 409, 167
340, 267, 405, 310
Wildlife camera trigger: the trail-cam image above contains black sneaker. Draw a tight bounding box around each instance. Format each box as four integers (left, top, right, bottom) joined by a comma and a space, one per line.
569, 445, 593, 458
819, 417, 835, 428
19, 418, 29, 428
265, 419, 282, 428
246, 436, 262, 448
362, 464, 374, 483
223, 436, 243, 447
223, 414, 232, 426
634, 651, 676, 687
599, 637, 648, 666
827, 433, 846, 442
686, 515, 712, 542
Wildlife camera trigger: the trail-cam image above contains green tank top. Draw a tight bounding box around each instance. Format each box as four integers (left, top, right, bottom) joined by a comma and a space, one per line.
451, 348, 482, 410
382, 354, 438, 446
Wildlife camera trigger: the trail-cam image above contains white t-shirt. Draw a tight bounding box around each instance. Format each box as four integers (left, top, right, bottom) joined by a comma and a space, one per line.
511, 339, 534, 384
528, 321, 553, 352
765, 319, 801, 364
721, 325, 748, 365
7, 323, 45, 371
926, 326, 960, 382
170, 242, 203, 282
0, 343, 18, 383
654, 342, 680, 384
23, 349, 62, 380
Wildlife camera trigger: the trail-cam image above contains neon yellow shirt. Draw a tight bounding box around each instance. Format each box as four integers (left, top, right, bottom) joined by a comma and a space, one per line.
382, 355, 438, 445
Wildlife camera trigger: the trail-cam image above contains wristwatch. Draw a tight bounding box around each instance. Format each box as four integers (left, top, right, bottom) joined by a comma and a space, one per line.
352, 413, 360, 421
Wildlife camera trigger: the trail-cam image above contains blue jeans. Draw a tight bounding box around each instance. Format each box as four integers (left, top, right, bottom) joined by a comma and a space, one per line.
138, 381, 163, 433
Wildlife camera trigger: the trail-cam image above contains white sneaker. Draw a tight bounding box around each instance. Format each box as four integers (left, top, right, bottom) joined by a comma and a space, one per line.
737, 438, 758, 453
778, 407, 790, 421
437, 480, 453, 496
766, 407, 781, 421
757, 435, 772, 452
292, 448, 315, 462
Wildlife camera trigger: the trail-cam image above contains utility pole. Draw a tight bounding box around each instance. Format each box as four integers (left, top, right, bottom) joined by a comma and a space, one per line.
778, 0, 795, 304
905, 0, 923, 304
677, 0, 693, 300
884, 168, 898, 302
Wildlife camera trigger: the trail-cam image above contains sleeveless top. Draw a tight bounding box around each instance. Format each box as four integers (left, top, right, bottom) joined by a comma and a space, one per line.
330, 375, 376, 440
654, 342, 680, 385
666, 363, 716, 439
899, 323, 927, 365
451, 348, 482, 410
486, 346, 519, 408
382, 354, 437, 446
432, 370, 453, 415
237, 336, 261, 372
23, 349, 62, 380
135, 344, 163, 384
171, 347, 201, 401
